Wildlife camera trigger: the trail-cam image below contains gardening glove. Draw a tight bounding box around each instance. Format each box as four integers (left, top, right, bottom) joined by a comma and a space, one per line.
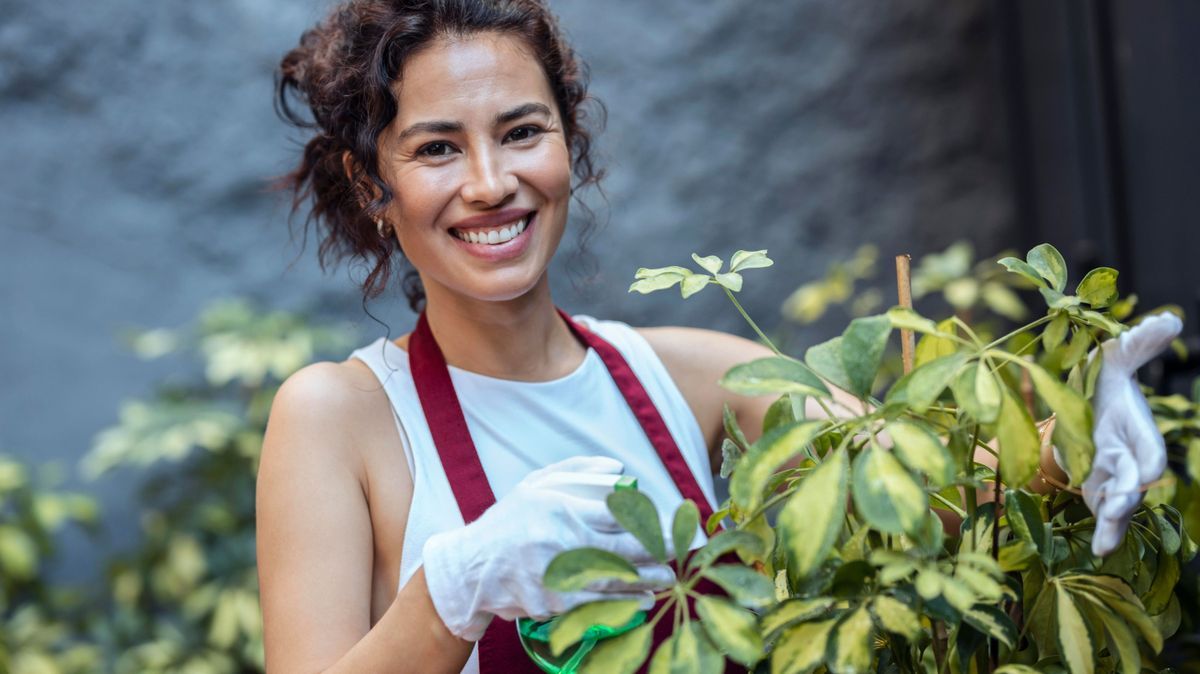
421, 456, 676, 641
1082, 311, 1183, 557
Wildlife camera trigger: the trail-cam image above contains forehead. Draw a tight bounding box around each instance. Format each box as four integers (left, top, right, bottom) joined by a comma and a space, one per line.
393, 32, 555, 123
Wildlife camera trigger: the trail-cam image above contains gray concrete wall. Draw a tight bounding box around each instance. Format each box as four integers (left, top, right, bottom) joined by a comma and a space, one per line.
0, 0, 1014, 581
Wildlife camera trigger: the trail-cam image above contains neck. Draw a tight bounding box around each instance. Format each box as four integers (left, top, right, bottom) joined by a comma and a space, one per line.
419, 275, 585, 382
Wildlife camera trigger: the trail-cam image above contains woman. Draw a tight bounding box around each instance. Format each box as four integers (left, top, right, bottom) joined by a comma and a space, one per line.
256, 1, 780, 671
256, 1, 1179, 672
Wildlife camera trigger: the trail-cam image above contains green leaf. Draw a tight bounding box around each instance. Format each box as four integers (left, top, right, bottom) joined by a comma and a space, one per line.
779, 448, 849, 578
914, 320, 958, 368
731, 249, 773, 273
1044, 313, 1070, 351
630, 275, 686, 295
761, 597, 836, 640
982, 281, 1029, 321
762, 393, 803, 435
805, 337, 853, 392
691, 253, 723, 275
671, 500, 699, 562
998, 256, 1047, 288
994, 387, 1040, 487
950, 364, 991, 424
771, 619, 836, 674
1062, 327, 1091, 369
1027, 243, 1068, 292
851, 446, 928, 536
1040, 286, 1081, 310
1077, 267, 1119, 308
827, 604, 873, 674
723, 404, 749, 451
648, 621, 722, 674
730, 421, 825, 514
544, 548, 640, 591
701, 565, 774, 609
680, 274, 710, 299
886, 420, 954, 487
695, 596, 763, 666
720, 357, 830, 398
1026, 362, 1094, 484
869, 594, 922, 640
714, 272, 743, 292
963, 605, 1017, 648
719, 438, 742, 480
1004, 489, 1046, 558
579, 623, 653, 674
607, 490, 667, 563
688, 530, 765, 571
630, 266, 694, 294
0, 525, 38, 580
885, 306, 938, 334
995, 666, 1041, 674
1056, 588, 1095, 674
841, 315, 892, 397
1089, 600, 1142, 674
549, 600, 642, 656
892, 352, 967, 414
1143, 546, 1180, 615
973, 360, 1003, 424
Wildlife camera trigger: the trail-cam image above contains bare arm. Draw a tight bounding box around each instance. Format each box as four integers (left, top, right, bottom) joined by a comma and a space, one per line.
256, 363, 473, 673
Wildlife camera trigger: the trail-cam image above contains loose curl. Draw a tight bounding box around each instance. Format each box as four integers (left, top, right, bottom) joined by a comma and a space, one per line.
272, 0, 605, 311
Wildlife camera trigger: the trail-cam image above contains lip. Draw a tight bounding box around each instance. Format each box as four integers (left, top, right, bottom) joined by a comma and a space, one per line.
449, 210, 536, 262
450, 208, 535, 231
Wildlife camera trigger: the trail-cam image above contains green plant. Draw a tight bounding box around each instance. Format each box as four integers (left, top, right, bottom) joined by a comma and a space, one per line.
0, 454, 102, 673
548, 244, 1193, 673
80, 299, 357, 673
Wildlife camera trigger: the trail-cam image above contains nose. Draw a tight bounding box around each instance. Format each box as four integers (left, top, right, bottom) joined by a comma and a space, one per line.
460, 148, 518, 207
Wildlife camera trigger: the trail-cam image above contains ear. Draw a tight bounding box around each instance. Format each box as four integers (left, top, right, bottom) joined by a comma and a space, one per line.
341, 151, 383, 206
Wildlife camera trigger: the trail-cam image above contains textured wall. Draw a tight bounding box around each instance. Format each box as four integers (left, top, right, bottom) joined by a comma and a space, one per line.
0, 0, 1013, 580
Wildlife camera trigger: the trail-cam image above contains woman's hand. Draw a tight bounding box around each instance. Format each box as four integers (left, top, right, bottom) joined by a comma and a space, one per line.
420, 456, 676, 641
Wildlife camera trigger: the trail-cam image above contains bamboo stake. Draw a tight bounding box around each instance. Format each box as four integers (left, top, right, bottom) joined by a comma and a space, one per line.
895, 254, 915, 374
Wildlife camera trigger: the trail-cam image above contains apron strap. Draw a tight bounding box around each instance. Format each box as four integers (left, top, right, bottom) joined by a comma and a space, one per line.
408, 311, 496, 524
555, 309, 717, 525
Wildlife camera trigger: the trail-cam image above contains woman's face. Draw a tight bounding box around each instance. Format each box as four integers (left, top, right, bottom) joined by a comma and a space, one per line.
378, 32, 572, 306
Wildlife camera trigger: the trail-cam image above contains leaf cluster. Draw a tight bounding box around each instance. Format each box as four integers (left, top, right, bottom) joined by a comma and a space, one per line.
551, 244, 1194, 673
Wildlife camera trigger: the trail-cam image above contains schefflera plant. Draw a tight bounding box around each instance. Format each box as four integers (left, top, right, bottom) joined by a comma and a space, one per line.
541, 244, 1193, 674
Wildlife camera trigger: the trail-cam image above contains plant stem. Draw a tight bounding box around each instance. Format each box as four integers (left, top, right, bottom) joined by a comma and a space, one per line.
984, 314, 1053, 351
930, 491, 967, 518
724, 287, 782, 356
722, 287, 841, 420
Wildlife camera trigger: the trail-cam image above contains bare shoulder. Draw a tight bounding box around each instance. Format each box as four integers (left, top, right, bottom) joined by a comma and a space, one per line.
256, 359, 399, 671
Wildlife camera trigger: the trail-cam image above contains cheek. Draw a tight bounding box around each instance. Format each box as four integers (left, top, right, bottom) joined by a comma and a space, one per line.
521, 141, 572, 200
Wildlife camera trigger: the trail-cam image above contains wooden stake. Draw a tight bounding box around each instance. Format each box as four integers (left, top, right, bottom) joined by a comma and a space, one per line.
895, 254, 915, 374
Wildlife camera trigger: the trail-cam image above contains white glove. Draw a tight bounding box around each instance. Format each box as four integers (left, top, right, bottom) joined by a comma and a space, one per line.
1082, 312, 1183, 556
421, 456, 676, 641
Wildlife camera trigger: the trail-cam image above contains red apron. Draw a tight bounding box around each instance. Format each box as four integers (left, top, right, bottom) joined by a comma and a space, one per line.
409, 309, 740, 673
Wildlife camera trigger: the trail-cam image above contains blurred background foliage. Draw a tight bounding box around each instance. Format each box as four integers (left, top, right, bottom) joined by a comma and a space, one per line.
2, 246, 1196, 672
2, 300, 356, 674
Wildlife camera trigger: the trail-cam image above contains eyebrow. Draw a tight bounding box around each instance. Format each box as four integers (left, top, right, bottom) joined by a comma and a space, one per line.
395, 102, 552, 144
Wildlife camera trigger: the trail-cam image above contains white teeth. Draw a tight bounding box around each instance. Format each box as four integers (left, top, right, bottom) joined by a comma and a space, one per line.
454, 215, 530, 245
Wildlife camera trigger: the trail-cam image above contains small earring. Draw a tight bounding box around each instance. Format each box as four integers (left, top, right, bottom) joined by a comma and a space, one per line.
375, 217, 391, 237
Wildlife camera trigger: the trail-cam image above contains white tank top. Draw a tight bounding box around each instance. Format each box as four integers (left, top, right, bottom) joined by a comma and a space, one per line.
348, 315, 716, 673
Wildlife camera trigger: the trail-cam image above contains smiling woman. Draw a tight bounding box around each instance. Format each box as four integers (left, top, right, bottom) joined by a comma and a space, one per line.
258, 2, 778, 673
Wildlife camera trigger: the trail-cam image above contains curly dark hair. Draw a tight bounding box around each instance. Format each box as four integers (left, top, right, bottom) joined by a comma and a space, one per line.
272, 0, 605, 311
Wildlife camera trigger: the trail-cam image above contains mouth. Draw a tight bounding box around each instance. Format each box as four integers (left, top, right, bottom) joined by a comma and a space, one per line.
449, 212, 534, 245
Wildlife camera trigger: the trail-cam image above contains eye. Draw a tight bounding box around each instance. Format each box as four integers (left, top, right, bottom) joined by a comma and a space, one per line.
505, 125, 544, 143
417, 141, 456, 158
